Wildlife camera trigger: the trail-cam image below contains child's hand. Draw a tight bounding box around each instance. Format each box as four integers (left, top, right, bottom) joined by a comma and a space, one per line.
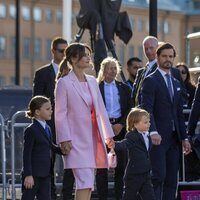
106, 138, 115, 149
24, 176, 34, 189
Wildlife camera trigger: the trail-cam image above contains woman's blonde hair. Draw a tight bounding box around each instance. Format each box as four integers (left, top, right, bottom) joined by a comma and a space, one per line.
126, 107, 150, 132
96, 57, 121, 83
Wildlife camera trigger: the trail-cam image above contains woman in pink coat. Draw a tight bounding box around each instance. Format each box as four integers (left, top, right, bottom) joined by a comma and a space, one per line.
55, 43, 115, 200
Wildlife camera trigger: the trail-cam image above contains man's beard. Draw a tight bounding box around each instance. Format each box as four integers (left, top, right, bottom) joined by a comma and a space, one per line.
162, 61, 173, 69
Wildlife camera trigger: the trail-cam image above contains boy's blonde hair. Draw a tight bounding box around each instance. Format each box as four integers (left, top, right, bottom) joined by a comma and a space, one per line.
126, 107, 150, 132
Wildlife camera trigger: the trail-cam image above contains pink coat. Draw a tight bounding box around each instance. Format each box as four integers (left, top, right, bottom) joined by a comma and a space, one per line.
55, 71, 114, 169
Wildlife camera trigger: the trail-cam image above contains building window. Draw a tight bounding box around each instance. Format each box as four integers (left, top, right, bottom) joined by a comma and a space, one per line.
11, 36, 16, 58
145, 21, 149, 32
34, 7, 42, 22
23, 37, 30, 59
22, 6, 30, 21
138, 19, 145, 32
119, 44, 125, 65
56, 10, 62, 23
0, 36, 6, 58
138, 46, 143, 62
10, 77, 15, 85
192, 0, 200, 9
130, 17, 135, 31
192, 26, 200, 32
22, 77, 30, 87
0, 4, 6, 18
34, 38, 41, 60
163, 20, 171, 34
0, 76, 5, 87
193, 52, 200, 67
157, 21, 160, 33
45, 9, 53, 23
129, 45, 134, 59
9, 4, 16, 18
46, 39, 52, 60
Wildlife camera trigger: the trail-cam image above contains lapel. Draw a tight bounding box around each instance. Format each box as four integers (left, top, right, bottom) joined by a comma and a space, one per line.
48, 64, 56, 86
171, 76, 178, 105
135, 131, 148, 151
33, 119, 51, 142
69, 71, 90, 108
115, 80, 123, 105
99, 81, 106, 105
85, 75, 97, 109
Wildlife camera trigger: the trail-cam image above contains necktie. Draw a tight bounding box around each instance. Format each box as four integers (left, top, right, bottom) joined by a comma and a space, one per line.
165, 73, 173, 102
45, 125, 51, 139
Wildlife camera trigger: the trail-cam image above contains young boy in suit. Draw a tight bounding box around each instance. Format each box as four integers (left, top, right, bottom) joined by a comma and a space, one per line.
113, 107, 155, 200
21, 96, 64, 200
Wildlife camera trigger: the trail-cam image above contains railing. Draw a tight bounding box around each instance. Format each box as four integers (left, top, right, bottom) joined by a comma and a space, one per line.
0, 113, 6, 200
0, 109, 199, 199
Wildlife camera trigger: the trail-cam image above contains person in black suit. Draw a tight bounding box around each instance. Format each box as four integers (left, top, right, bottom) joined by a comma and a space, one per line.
125, 57, 142, 91
96, 57, 133, 200
141, 43, 191, 200
188, 77, 200, 135
32, 37, 69, 200
133, 36, 185, 107
21, 96, 64, 200
112, 107, 155, 200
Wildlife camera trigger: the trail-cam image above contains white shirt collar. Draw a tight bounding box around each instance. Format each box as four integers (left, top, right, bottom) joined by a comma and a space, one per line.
35, 118, 47, 129
51, 60, 59, 75
158, 67, 171, 77
147, 59, 157, 69
104, 80, 116, 85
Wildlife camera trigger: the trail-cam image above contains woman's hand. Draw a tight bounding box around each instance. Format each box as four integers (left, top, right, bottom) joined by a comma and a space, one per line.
60, 141, 72, 155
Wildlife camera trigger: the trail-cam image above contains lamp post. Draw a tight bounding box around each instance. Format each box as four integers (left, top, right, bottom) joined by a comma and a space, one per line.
15, 0, 20, 85
149, 0, 157, 37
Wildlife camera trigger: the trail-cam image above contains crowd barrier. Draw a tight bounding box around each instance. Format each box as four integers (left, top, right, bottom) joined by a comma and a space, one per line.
0, 109, 200, 199
0, 113, 6, 200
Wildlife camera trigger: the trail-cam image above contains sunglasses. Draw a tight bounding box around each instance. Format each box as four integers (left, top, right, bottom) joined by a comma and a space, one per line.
56, 48, 65, 53
180, 70, 187, 75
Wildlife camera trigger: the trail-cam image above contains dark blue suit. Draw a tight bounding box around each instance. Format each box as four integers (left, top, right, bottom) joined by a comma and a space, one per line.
21, 119, 62, 200
115, 131, 155, 200
141, 69, 187, 200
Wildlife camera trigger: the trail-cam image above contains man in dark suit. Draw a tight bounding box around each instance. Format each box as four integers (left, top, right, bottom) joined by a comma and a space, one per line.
32, 37, 68, 200
96, 57, 133, 200
188, 77, 200, 135
133, 36, 184, 107
141, 43, 191, 200
125, 57, 142, 91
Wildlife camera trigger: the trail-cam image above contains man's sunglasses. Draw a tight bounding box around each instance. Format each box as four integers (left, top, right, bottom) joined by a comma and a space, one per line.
56, 48, 65, 53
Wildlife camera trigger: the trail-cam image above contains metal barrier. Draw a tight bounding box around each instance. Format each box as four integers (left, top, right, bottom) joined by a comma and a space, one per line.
0, 109, 198, 199
178, 109, 200, 194
11, 111, 30, 200
0, 113, 6, 200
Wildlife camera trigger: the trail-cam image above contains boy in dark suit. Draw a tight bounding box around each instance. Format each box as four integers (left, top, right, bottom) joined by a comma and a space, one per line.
112, 107, 155, 200
21, 96, 65, 200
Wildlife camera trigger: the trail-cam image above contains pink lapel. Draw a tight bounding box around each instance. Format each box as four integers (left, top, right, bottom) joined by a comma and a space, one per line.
85, 75, 97, 109
69, 71, 90, 108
